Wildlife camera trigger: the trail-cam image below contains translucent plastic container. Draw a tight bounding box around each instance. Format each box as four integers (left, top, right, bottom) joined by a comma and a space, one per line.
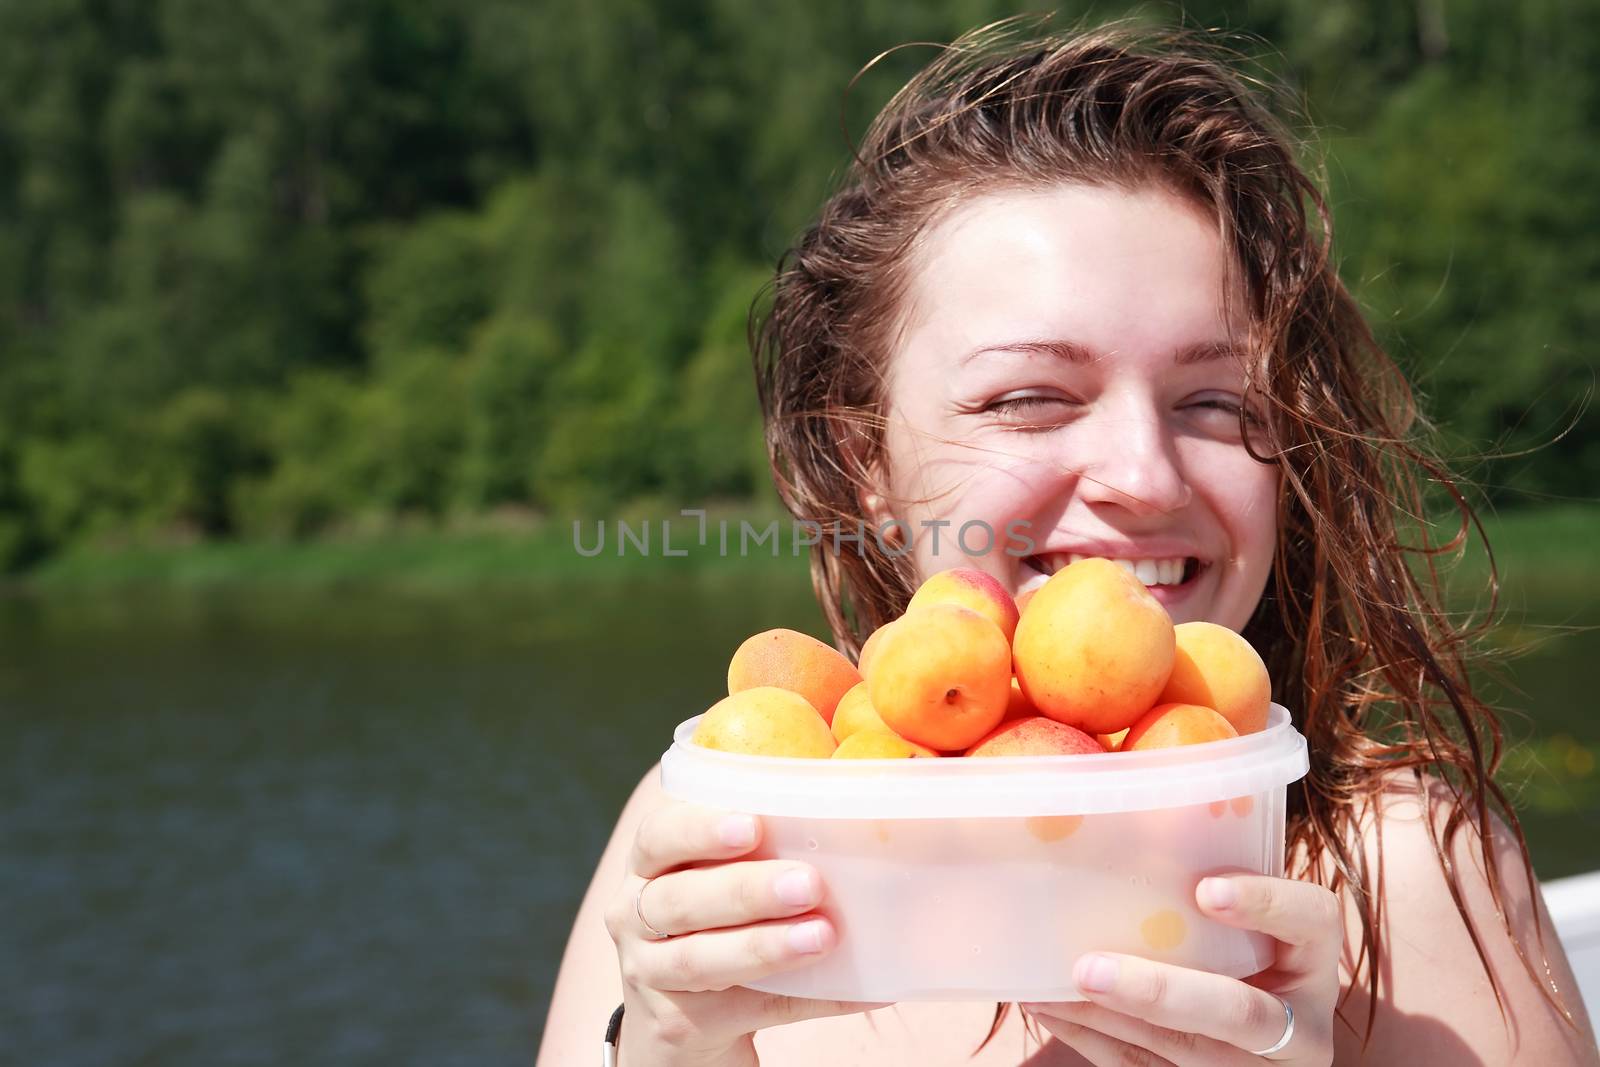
659, 703, 1308, 1002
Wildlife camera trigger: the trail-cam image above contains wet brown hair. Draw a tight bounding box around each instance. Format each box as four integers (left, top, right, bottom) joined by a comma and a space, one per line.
753, 14, 1581, 1054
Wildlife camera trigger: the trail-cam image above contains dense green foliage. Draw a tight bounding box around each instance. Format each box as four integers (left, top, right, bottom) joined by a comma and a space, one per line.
0, 0, 1595, 570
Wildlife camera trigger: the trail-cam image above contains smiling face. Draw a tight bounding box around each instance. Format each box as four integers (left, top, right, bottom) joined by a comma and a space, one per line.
868, 183, 1279, 631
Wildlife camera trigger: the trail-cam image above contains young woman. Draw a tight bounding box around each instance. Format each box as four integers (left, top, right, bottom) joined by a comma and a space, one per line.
538, 21, 1598, 1066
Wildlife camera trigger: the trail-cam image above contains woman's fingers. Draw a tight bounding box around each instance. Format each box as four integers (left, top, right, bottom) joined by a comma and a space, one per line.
629, 802, 762, 879
628, 986, 890, 1055
1015, 875, 1342, 1063
1025, 1009, 1181, 1067
719, 986, 893, 1031
635, 860, 822, 937
1025, 999, 1259, 1065
1027, 953, 1296, 1058
608, 802, 881, 1061
626, 914, 838, 993
1196, 874, 1343, 975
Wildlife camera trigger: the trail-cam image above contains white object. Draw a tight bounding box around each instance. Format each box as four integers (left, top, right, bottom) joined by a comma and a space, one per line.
1543, 869, 1600, 1026
660, 703, 1308, 1002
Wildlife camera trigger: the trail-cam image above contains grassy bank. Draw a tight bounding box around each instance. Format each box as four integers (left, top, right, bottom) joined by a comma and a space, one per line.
15, 502, 1599, 601
18, 508, 815, 591
1427, 503, 1600, 624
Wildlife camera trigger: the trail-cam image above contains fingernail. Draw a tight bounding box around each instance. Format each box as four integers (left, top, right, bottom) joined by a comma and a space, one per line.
774, 868, 818, 907
718, 815, 756, 848
788, 919, 829, 954
1074, 954, 1118, 993
1199, 877, 1237, 910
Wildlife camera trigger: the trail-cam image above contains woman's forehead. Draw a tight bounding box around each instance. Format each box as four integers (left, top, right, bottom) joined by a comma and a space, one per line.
892, 183, 1246, 368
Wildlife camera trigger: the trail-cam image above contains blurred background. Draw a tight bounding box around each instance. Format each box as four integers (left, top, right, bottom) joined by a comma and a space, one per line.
0, 1, 1595, 1064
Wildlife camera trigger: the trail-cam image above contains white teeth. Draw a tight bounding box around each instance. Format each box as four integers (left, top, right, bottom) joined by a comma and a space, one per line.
1032, 554, 1193, 585
1017, 570, 1051, 596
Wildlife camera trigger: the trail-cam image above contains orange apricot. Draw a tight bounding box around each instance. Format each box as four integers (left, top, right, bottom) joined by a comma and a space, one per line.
728, 628, 862, 725
867, 603, 1011, 751
1011, 558, 1175, 735
832, 730, 940, 759
1139, 909, 1187, 952
907, 567, 1020, 643
1016, 587, 1038, 616
691, 686, 837, 757
1004, 676, 1037, 721
831, 681, 887, 742
856, 620, 898, 679
1095, 728, 1130, 751
965, 716, 1103, 757
1025, 814, 1084, 842
1121, 702, 1239, 752
1158, 621, 1271, 735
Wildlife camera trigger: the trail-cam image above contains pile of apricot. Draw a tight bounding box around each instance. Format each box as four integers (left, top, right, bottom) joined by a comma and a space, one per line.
691, 558, 1271, 760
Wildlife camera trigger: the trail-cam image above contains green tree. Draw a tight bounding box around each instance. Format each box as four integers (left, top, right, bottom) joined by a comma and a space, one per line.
0, 0, 1595, 569
457, 315, 563, 509
660, 264, 772, 501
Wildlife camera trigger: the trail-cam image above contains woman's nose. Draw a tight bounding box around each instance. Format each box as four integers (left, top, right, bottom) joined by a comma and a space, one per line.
1068, 401, 1193, 517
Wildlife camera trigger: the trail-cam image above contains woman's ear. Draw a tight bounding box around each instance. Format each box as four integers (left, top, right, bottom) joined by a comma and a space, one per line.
858, 460, 909, 549
851, 444, 893, 526
860, 490, 905, 553
860, 487, 893, 529
839, 412, 887, 521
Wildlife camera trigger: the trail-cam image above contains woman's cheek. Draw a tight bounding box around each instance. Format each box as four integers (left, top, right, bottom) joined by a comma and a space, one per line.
891, 458, 1038, 574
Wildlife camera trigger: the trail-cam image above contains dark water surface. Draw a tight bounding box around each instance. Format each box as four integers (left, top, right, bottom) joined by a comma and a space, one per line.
2, 577, 1594, 1065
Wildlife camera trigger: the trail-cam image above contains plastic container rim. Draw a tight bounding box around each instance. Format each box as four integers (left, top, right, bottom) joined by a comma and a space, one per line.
661, 703, 1309, 818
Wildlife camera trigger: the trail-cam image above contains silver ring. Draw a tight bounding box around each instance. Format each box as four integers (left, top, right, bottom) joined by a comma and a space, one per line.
634, 878, 672, 940
1248, 994, 1294, 1057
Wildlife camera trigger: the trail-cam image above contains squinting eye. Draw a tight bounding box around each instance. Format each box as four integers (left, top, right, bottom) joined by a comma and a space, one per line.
987, 393, 1079, 430
985, 390, 1075, 415
991, 396, 1066, 414
1191, 397, 1262, 427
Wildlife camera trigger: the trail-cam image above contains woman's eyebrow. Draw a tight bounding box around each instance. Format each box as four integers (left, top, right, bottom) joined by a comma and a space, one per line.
958, 338, 1246, 366
1174, 339, 1249, 366
959, 339, 1099, 365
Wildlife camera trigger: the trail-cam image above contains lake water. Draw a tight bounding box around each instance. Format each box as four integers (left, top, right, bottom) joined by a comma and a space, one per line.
3, 575, 1595, 1065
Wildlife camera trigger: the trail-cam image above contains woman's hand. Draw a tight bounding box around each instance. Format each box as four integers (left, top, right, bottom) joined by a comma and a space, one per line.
1022, 874, 1340, 1065
603, 799, 887, 1066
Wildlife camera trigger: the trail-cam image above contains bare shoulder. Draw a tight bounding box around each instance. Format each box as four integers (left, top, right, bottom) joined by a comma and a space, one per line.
1329, 769, 1598, 1064
534, 764, 664, 1067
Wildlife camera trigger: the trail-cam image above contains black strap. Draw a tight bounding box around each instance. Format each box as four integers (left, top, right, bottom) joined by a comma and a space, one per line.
605, 1002, 625, 1046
